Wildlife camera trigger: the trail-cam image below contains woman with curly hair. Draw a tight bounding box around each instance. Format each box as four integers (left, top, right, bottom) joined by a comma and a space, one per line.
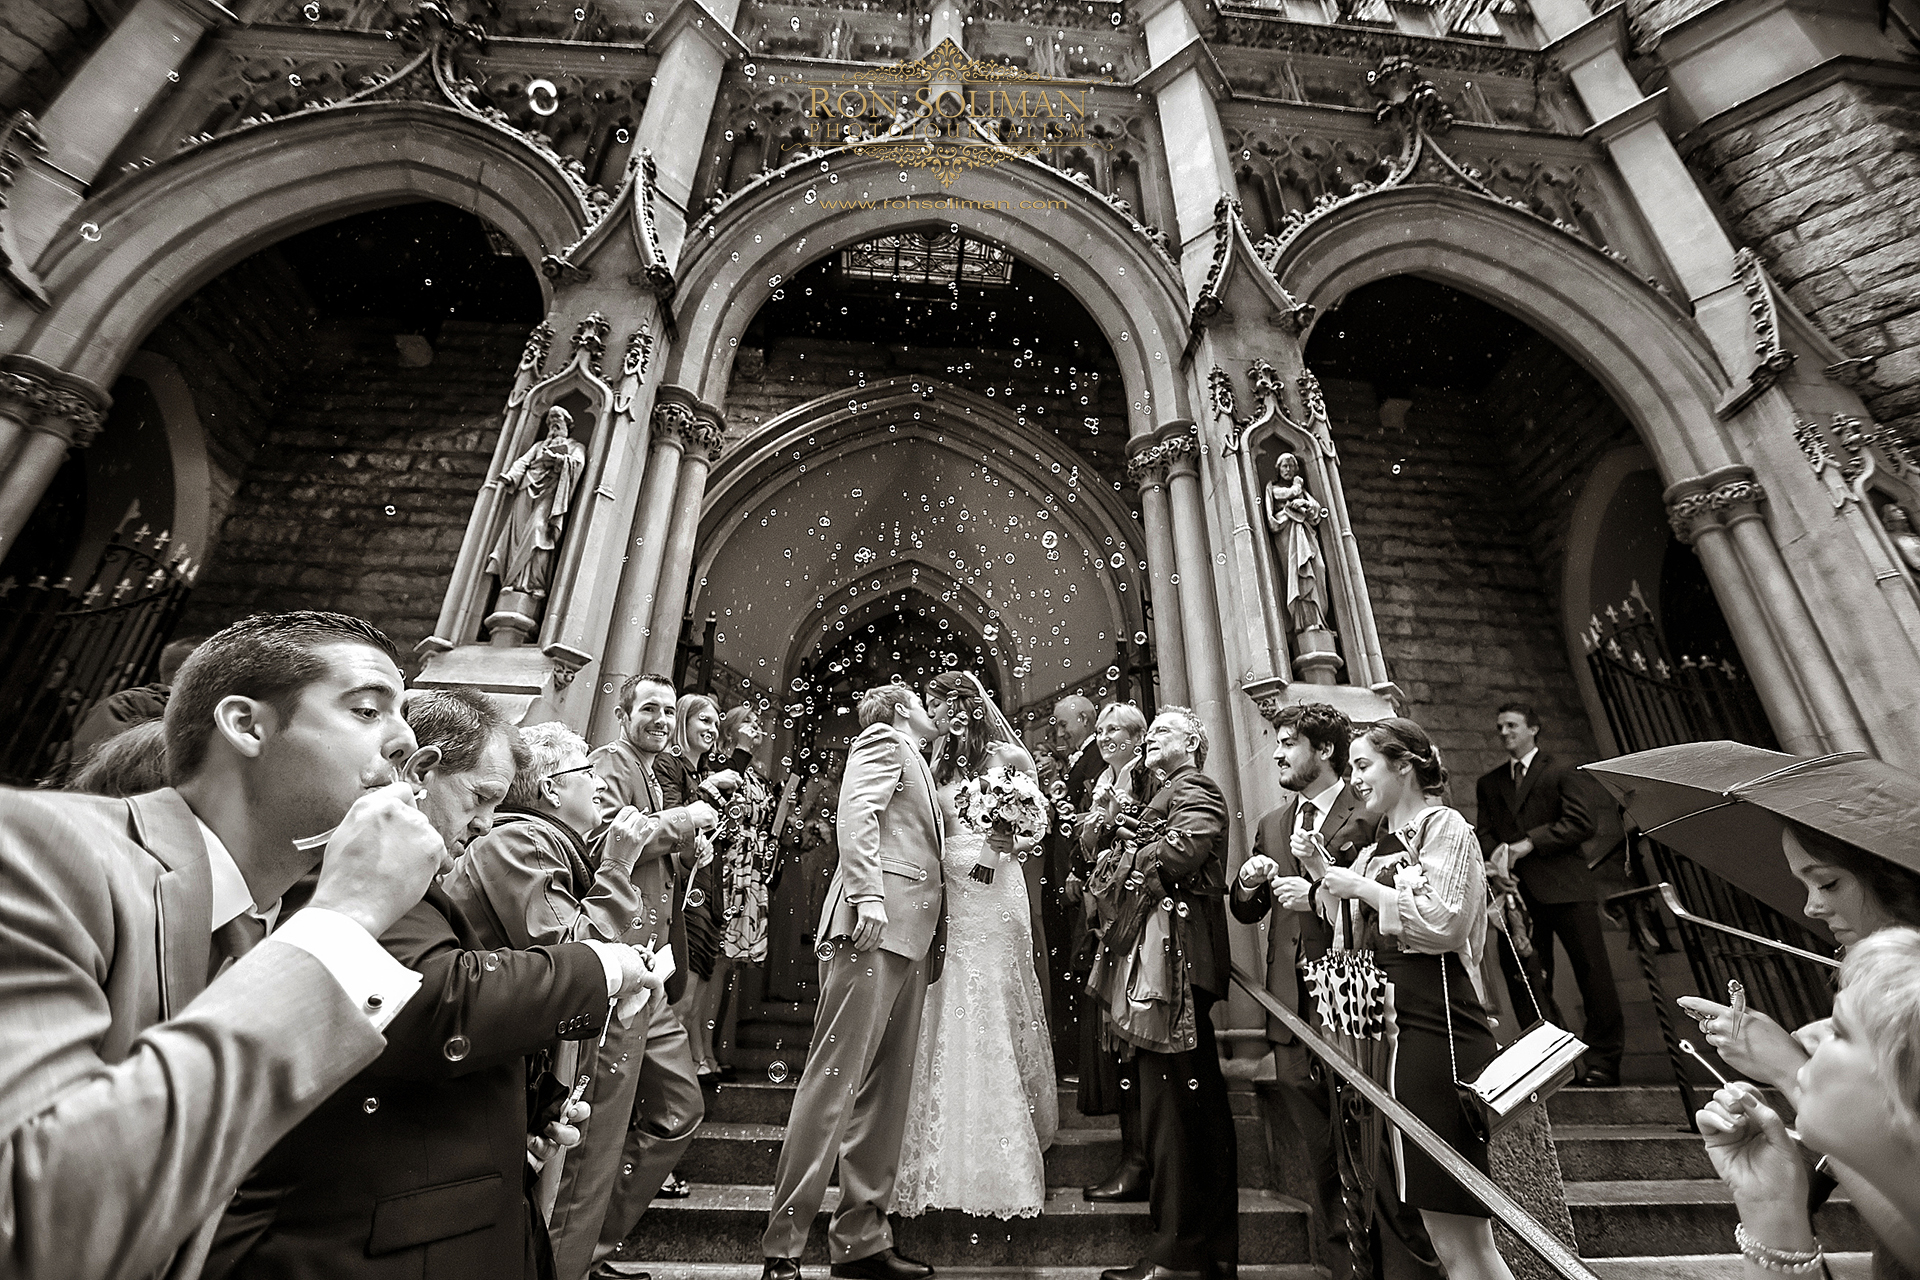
1313, 716, 1514, 1280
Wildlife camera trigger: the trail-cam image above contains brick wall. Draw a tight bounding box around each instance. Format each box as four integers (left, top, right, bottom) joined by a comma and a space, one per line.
134, 247, 319, 563
180, 321, 526, 667
0, 0, 102, 118
1689, 79, 1920, 441
1323, 373, 1605, 823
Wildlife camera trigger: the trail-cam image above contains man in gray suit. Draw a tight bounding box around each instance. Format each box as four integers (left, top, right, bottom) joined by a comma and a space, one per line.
0, 610, 448, 1280
761, 683, 947, 1280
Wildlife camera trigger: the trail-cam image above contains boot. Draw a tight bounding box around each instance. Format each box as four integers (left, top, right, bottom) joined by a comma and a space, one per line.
1084, 1083, 1149, 1202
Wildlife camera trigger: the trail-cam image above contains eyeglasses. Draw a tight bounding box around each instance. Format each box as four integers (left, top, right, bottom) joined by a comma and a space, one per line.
545, 763, 595, 783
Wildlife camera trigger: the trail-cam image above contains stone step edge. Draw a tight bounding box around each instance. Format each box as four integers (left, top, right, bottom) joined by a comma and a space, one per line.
1563, 1179, 1852, 1207
623, 1268, 1325, 1280
1585, 1254, 1874, 1280
690, 1124, 1119, 1147
643, 1185, 1310, 1216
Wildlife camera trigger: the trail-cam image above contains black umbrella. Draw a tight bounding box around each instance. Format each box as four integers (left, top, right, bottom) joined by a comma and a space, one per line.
1581, 741, 1920, 928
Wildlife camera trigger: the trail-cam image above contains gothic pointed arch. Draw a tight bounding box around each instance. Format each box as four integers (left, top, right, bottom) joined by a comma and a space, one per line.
11, 101, 590, 386
661, 150, 1194, 435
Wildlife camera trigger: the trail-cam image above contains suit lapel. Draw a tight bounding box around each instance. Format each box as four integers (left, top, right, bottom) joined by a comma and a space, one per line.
1514, 753, 1545, 812
128, 789, 215, 1018
1321, 786, 1363, 863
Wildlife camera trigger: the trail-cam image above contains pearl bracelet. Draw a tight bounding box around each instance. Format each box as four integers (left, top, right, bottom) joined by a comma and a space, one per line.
1735, 1224, 1824, 1274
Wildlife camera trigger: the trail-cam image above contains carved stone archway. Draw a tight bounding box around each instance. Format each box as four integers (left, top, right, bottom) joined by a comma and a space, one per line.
9, 102, 587, 388
662, 150, 1196, 438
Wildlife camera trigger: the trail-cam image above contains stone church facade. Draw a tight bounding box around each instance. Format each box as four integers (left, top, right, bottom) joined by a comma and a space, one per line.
2, 0, 1918, 1057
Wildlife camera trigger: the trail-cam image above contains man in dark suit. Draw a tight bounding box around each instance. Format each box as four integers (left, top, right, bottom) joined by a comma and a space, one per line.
1044, 692, 1104, 1076
1475, 702, 1623, 1086
209, 689, 665, 1280
1099, 707, 1236, 1280
1233, 704, 1442, 1280
0, 611, 448, 1280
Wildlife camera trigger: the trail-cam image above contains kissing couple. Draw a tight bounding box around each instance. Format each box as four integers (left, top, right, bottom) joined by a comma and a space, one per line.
760, 670, 1059, 1280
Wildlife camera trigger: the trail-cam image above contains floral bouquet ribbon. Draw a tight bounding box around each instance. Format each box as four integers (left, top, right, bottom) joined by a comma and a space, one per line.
956, 765, 1050, 883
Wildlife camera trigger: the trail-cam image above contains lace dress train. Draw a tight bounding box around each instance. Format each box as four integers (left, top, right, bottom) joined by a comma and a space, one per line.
892, 826, 1059, 1218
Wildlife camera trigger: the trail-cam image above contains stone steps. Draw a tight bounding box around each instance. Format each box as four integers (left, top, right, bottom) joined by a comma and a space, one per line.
1546, 1086, 1865, 1261
607, 1185, 1312, 1269
679, 1124, 1124, 1190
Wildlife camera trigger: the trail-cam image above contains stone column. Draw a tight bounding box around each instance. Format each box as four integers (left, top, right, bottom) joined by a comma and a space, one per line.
1128, 443, 1190, 707
589, 386, 697, 744
633, 0, 749, 265
0, 357, 109, 559
5, 0, 234, 263
1133, 0, 1235, 293
1664, 468, 1854, 755
642, 403, 725, 674
1160, 423, 1231, 728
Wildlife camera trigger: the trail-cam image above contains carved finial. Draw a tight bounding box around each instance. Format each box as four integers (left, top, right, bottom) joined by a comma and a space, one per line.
571, 311, 610, 374
1367, 56, 1453, 138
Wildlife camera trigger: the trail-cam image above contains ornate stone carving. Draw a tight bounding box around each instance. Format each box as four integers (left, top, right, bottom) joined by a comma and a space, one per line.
1667, 469, 1767, 545
1210, 12, 1553, 83
0, 357, 110, 446
623, 325, 654, 382
651, 396, 697, 445
1717, 247, 1797, 419
0, 110, 50, 308
1245, 57, 1642, 292
176, 12, 620, 229
570, 311, 610, 376
518, 321, 555, 379
545, 643, 593, 689
1792, 410, 1915, 509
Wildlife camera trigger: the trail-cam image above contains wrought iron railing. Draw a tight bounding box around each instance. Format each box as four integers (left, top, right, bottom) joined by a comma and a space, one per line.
0, 526, 194, 786
1230, 964, 1600, 1280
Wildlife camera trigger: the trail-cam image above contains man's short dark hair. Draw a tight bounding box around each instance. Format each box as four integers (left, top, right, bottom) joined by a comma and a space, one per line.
619, 672, 677, 713
405, 688, 529, 777
1497, 701, 1540, 731
165, 612, 398, 780
858, 684, 917, 729
157, 636, 207, 684
1275, 702, 1353, 776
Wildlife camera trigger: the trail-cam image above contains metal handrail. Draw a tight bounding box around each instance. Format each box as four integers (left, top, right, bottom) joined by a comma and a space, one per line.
1228, 962, 1601, 1280
1604, 882, 1840, 969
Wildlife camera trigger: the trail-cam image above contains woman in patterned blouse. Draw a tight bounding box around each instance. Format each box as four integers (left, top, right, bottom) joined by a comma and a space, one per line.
1314, 716, 1514, 1280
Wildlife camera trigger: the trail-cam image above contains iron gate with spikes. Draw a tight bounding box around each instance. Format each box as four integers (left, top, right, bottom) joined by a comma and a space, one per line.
0, 525, 195, 786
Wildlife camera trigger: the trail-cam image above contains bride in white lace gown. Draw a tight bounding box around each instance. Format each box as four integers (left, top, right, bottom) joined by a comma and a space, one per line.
893, 670, 1059, 1219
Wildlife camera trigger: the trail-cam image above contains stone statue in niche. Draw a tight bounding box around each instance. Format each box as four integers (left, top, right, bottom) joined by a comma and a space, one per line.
1265, 451, 1329, 633
486, 405, 588, 601
1883, 503, 1920, 573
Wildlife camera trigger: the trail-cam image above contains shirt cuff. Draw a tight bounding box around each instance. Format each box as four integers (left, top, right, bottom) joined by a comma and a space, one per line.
846, 893, 883, 904
579, 938, 626, 997
269, 907, 423, 1033
1377, 887, 1405, 937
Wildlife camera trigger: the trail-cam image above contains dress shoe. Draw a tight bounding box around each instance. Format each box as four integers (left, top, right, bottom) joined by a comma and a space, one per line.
1083, 1165, 1150, 1202
762, 1258, 802, 1280
1577, 1066, 1620, 1088
591, 1265, 653, 1280
1099, 1260, 1207, 1280
830, 1247, 934, 1280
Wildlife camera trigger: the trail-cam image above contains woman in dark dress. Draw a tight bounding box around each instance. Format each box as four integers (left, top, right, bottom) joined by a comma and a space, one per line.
656, 692, 755, 1078
1314, 716, 1514, 1280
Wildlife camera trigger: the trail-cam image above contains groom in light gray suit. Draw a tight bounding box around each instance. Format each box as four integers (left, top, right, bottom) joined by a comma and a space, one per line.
762, 683, 948, 1280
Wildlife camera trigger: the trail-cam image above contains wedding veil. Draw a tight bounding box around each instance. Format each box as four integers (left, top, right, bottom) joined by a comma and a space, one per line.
959, 670, 1020, 751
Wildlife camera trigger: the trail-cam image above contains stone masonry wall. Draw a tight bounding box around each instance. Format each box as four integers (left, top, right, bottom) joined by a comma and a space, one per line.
1322, 374, 1603, 821
0, 0, 103, 117
1689, 79, 1920, 441
134, 247, 318, 565
180, 320, 526, 670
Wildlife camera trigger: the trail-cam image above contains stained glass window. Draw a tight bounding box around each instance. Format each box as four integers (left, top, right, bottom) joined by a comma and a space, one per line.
840, 231, 1015, 288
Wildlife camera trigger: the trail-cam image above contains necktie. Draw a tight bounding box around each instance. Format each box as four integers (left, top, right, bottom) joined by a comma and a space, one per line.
1512, 759, 1526, 786
209, 912, 267, 982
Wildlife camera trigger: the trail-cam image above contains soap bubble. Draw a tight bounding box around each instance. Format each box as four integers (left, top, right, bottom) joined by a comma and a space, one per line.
768, 1061, 790, 1083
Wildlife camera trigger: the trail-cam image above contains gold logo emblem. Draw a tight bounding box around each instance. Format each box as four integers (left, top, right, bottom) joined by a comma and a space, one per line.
785, 39, 1111, 187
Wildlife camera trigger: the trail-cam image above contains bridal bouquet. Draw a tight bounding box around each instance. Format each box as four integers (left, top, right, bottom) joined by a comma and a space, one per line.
955, 766, 1050, 883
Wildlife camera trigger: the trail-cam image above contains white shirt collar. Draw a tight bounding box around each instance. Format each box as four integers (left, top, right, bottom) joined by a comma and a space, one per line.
1516, 746, 1540, 771
1300, 781, 1339, 821
198, 819, 282, 932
